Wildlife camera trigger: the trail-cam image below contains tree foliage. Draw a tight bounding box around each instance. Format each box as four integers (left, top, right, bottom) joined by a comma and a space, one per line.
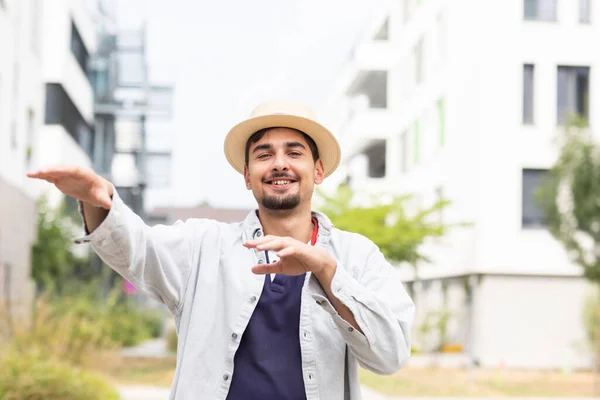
31, 197, 95, 294
316, 184, 457, 268
536, 118, 600, 283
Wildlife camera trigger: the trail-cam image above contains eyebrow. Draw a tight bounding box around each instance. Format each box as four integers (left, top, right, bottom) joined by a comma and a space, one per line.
252, 141, 306, 154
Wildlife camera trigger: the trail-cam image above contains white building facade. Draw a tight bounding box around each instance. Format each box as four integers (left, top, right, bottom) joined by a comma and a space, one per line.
32, 0, 97, 207
0, 0, 44, 322
0, 0, 98, 323
324, 0, 599, 370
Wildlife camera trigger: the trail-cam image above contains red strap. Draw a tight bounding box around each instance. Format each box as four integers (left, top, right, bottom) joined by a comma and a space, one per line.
310, 217, 319, 246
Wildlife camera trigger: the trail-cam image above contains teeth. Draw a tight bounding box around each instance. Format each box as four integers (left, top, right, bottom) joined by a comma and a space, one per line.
273, 180, 289, 186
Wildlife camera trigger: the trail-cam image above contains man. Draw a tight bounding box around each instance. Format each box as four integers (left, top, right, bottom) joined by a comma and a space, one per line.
28, 100, 415, 400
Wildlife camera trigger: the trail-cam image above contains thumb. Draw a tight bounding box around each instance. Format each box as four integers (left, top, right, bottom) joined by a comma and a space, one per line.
99, 192, 112, 209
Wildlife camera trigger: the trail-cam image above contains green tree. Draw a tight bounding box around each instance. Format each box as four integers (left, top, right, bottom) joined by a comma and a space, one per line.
536, 118, 600, 282
536, 117, 600, 385
31, 196, 95, 294
316, 184, 456, 268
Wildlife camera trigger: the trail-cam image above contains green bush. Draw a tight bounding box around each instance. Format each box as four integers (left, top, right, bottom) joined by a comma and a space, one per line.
0, 352, 120, 400
6, 286, 165, 368
101, 303, 164, 347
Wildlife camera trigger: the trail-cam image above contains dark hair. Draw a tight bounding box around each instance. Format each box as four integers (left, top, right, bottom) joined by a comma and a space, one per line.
244, 127, 320, 166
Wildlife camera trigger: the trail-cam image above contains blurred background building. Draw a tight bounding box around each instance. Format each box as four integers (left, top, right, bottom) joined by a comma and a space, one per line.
0, 0, 174, 321
324, 0, 598, 370
0, 0, 41, 324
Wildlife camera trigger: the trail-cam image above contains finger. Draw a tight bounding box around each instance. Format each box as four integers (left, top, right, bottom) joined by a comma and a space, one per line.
251, 263, 281, 275
97, 190, 113, 209
243, 235, 281, 248
27, 166, 74, 180
276, 246, 297, 258
256, 238, 287, 252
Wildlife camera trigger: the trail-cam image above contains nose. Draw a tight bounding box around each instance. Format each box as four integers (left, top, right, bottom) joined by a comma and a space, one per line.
270, 151, 289, 172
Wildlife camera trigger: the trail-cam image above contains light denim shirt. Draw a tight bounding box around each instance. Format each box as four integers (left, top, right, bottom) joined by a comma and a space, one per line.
75, 189, 415, 400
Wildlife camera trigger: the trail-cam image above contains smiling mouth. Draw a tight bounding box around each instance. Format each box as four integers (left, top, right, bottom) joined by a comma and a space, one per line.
264, 179, 298, 187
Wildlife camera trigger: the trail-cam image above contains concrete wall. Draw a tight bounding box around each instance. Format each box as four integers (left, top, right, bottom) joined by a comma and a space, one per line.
475, 274, 592, 370
409, 273, 594, 370
0, 178, 36, 325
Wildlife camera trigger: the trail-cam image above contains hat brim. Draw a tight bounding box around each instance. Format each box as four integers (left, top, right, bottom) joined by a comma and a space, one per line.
224, 114, 341, 178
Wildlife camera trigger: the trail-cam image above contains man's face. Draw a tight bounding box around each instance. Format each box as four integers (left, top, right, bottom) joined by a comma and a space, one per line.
244, 128, 324, 211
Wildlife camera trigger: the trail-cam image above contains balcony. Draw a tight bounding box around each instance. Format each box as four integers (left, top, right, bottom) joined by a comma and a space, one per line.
350, 40, 396, 72
339, 102, 396, 157
346, 70, 387, 109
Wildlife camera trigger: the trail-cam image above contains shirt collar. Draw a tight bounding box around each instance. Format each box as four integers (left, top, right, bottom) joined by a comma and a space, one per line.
241, 209, 333, 244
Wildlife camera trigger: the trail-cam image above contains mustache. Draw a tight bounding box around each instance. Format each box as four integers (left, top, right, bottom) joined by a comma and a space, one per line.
262, 173, 297, 182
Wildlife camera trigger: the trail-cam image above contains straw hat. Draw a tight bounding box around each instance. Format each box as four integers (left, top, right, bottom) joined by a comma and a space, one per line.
223, 100, 341, 178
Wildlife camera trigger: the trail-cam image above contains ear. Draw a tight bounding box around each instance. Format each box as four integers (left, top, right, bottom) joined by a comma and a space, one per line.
244, 165, 252, 190
314, 159, 325, 185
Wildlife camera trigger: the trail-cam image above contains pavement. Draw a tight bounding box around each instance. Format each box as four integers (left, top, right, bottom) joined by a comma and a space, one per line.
119, 384, 395, 400
119, 384, 591, 400
121, 338, 171, 358
119, 340, 588, 400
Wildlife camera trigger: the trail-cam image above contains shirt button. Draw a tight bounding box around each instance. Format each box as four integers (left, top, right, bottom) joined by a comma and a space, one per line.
231, 333, 238, 340
249, 296, 257, 303
348, 327, 354, 332
258, 259, 264, 264
223, 374, 229, 381
255, 230, 263, 238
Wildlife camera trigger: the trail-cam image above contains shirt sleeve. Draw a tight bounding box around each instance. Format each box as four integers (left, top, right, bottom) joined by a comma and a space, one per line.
73, 186, 215, 315
311, 244, 415, 375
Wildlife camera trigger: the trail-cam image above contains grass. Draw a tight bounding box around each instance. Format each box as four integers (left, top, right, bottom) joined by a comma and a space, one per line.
91, 354, 599, 396
360, 367, 597, 397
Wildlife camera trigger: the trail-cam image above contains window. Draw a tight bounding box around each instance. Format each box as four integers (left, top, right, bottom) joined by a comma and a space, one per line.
414, 38, 424, 84
365, 140, 386, 178
557, 66, 589, 125
70, 21, 89, 75
413, 120, 420, 164
580, 0, 591, 23
437, 98, 446, 146
373, 17, 389, 40
45, 83, 94, 157
523, 64, 535, 124
522, 169, 548, 228
400, 130, 408, 173
524, 0, 556, 21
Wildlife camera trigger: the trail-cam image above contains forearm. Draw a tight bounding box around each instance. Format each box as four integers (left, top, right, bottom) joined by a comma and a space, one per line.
311, 252, 415, 375
313, 262, 364, 334
81, 179, 113, 233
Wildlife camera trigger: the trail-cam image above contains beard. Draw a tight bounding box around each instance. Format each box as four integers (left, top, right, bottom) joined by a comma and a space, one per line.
260, 193, 301, 210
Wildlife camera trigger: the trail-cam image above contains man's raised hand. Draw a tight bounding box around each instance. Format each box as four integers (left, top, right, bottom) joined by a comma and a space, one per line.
27, 166, 113, 210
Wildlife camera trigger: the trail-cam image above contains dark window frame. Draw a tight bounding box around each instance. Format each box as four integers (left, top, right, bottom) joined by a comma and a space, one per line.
70, 20, 89, 75
557, 65, 590, 126
523, 64, 535, 124
524, 0, 557, 21
44, 83, 94, 157
522, 168, 548, 228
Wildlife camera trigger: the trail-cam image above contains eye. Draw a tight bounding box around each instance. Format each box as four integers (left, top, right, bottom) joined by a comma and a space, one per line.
257, 153, 271, 159
289, 151, 302, 157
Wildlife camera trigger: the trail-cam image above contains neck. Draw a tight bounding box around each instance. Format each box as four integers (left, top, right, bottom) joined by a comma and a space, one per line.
257, 205, 314, 243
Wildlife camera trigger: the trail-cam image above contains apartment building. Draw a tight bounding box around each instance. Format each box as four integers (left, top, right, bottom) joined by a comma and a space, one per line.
324, 0, 599, 369
0, 0, 44, 323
